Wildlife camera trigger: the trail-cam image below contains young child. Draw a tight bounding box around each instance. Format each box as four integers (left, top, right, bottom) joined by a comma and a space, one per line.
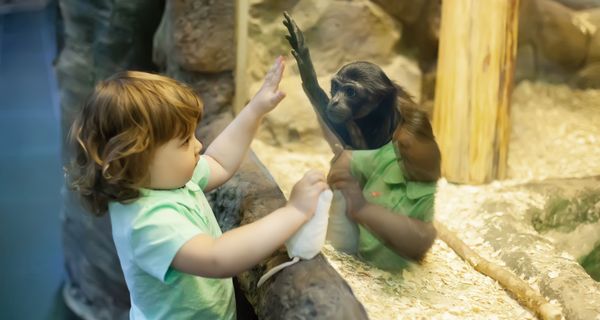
328, 107, 441, 271
67, 57, 328, 319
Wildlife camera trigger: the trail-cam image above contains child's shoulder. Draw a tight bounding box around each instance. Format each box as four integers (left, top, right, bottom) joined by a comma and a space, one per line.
109, 191, 181, 219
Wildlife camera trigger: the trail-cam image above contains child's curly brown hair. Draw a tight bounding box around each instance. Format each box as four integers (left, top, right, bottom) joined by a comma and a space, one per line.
66, 71, 203, 216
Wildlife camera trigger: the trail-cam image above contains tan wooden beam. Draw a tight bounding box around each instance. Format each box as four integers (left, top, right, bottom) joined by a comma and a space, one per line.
234, 0, 250, 114
433, 0, 520, 184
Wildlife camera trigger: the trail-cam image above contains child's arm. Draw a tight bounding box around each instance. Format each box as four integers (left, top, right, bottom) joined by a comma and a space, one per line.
203, 57, 286, 192
172, 170, 328, 278
329, 167, 436, 261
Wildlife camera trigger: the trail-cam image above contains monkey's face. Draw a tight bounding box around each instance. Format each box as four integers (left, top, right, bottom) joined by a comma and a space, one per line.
327, 77, 379, 124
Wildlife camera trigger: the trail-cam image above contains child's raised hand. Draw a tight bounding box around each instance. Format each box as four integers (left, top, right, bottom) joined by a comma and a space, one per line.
249, 56, 286, 115
287, 169, 328, 221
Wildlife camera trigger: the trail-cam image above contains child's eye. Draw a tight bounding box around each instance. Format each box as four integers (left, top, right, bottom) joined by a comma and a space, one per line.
181, 137, 191, 146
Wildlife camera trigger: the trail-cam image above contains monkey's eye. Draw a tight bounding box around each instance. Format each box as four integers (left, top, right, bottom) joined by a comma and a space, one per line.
331, 82, 339, 94
345, 87, 356, 97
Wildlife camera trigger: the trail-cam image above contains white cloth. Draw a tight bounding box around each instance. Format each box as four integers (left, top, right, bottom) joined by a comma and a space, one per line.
326, 190, 359, 254
286, 189, 333, 259
257, 190, 333, 287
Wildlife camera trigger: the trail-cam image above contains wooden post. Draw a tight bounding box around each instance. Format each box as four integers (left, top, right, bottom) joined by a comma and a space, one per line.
433, 0, 519, 184
234, 0, 249, 114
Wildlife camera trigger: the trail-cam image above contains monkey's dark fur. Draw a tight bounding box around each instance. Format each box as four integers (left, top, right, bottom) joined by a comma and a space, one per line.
328, 61, 420, 149
284, 12, 417, 150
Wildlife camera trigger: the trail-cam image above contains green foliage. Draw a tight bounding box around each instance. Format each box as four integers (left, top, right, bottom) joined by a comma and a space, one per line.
580, 242, 600, 282
531, 188, 600, 233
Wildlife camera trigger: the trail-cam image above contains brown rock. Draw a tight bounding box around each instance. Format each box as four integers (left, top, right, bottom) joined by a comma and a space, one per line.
515, 43, 537, 82
552, 0, 600, 10
159, 0, 236, 73
531, 0, 589, 70
571, 62, 600, 88
582, 8, 600, 63
164, 66, 235, 117
302, 1, 401, 74
370, 0, 427, 25
247, 0, 401, 79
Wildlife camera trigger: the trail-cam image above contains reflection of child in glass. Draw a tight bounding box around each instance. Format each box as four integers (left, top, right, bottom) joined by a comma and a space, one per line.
67, 57, 328, 319
328, 107, 441, 271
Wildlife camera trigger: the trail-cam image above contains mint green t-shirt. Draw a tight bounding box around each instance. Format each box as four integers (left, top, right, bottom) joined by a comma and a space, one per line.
109, 156, 236, 320
350, 142, 436, 272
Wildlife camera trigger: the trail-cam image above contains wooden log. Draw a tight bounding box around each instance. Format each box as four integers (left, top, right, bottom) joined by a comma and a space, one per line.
434, 221, 562, 320
433, 0, 520, 184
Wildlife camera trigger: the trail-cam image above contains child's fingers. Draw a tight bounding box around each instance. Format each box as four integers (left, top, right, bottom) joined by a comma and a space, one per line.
272, 58, 285, 85
264, 56, 284, 87
316, 181, 330, 193
265, 57, 279, 79
270, 91, 286, 105
265, 57, 280, 76
279, 58, 286, 77
304, 169, 326, 183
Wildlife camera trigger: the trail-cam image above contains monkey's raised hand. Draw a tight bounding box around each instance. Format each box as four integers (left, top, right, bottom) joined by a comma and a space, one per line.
283, 12, 316, 86
283, 12, 346, 148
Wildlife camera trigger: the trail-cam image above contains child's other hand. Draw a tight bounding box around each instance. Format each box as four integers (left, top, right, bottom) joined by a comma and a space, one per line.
249, 56, 286, 115
287, 169, 328, 221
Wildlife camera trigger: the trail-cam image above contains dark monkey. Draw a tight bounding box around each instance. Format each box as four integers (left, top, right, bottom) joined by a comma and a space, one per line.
283, 12, 418, 150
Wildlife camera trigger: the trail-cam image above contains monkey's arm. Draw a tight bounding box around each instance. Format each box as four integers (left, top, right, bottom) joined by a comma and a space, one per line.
353, 204, 437, 261
329, 169, 436, 261
283, 12, 327, 106
283, 12, 349, 149
318, 117, 345, 153
345, 121, 369, 150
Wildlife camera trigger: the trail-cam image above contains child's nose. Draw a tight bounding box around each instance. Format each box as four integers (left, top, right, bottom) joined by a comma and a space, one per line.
194, 137, 202, 152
